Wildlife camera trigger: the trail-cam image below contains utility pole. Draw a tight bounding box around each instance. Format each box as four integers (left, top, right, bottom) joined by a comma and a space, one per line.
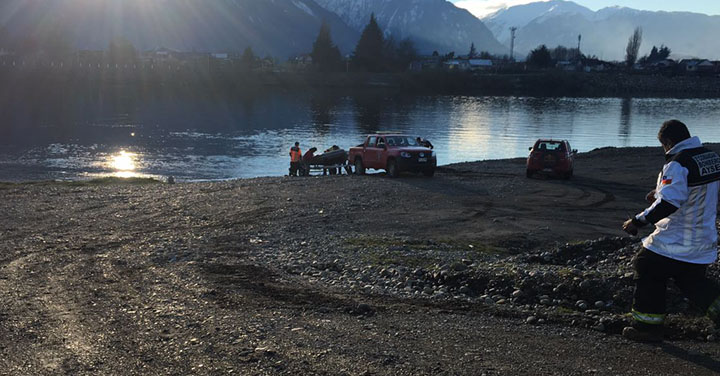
577, 34, 582, 56
510, 27, 517, 61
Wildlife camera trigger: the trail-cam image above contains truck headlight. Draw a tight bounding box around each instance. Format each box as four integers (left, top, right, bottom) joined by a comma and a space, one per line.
400, 152, 412, 158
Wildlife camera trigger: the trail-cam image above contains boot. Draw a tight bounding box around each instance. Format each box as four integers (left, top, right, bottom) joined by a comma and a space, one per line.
622, 325, 664, 343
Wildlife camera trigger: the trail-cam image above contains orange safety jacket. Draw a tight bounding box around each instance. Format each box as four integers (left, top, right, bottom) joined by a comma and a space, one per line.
290, 146, 302, 162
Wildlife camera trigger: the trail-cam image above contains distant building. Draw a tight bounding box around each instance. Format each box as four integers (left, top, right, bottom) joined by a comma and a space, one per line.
556, 60, 579, 71
409, 55, 443, 72
76, 50, 105, 67
443, 59, 470, 71
468, 59, 493, 70
289, 54, 313, 70
679, 59, 714, 73
581, 58, 617, 72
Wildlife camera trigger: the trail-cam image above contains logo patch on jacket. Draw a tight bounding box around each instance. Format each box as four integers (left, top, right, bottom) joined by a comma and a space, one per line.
692, 152, 720, 177
661, 176, 672, 185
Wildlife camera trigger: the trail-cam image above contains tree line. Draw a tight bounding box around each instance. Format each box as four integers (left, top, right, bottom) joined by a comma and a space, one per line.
310, 13, 417, 73
525, 27, 674, 69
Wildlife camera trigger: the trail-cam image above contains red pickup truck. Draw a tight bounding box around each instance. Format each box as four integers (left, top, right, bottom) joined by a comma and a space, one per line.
348, 134, 437, 177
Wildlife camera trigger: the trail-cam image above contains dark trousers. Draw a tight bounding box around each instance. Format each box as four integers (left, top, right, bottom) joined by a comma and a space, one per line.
633, 248, 720, 323
289, 161, 301, 176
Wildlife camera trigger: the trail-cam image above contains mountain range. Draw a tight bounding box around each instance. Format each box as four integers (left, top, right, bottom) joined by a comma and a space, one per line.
0, 0, 359, 58
315, 0, 508, 55
0, 0, 507, 59
1, 0, 719, 62
483, 0, 720, 60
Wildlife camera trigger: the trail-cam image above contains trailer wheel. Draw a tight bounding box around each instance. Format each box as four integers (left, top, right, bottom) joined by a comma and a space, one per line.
354, 158, 365, 175
387, 159, 399, 178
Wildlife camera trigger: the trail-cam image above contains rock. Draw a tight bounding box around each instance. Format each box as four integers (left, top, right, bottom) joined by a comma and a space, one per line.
352, 303, 375, 316
576, 300, 588, 310
540, 299, 551, 306
458, 286, 471, 294
526, 316, 538, 324
708, 334, 717, 342
592, 323, 605, 332
512, 290, 522, 298
452, 263, 468, 272
594, 301, 605, 309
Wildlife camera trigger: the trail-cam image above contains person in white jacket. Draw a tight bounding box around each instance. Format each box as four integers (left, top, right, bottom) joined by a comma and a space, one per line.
622, 119, 720, 342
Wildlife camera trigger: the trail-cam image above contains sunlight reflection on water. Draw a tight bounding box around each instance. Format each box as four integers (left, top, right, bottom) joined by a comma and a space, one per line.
2, 95, 720, 181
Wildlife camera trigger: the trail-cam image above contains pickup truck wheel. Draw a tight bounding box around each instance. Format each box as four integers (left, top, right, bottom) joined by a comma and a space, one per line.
354, 158, 365, 175
387, 159, 399, 178
423, 168, 435, 177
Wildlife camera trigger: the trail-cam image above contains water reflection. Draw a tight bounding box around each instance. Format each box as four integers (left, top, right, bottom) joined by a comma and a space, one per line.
354, 94, 386, 133
619, 98, 633, 145
2, 92, 720, 182
108, 150, 140, 178
310, 92, 341, 135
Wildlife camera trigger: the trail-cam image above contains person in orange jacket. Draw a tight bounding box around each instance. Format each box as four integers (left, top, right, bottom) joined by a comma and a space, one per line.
289, 142, 302, 176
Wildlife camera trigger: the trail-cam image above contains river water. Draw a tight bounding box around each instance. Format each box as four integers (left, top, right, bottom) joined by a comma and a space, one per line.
1, 92, 719, 181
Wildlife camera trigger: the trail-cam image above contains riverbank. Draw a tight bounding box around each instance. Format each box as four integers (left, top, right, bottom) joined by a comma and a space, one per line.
2, 145, 720, 375
4, 69, 720, 98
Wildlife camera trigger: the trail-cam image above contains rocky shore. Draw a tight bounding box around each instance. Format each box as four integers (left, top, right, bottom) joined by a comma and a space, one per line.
1, 144, 720, 375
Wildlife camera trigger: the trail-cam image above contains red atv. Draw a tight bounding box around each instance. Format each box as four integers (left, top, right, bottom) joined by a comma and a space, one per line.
526, 139, 577, 179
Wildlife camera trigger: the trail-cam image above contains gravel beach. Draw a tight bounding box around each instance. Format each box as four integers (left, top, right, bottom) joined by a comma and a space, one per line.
1, 144, 720, 375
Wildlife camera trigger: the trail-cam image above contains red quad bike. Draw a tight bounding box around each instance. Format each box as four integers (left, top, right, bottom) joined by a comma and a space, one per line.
526, 139, 577, 179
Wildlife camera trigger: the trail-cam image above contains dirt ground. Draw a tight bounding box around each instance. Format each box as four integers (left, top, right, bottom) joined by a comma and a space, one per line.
1, 144, 720, 375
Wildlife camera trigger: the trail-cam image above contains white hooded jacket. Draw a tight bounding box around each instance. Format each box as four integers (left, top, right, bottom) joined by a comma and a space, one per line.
636, 136, 720, 264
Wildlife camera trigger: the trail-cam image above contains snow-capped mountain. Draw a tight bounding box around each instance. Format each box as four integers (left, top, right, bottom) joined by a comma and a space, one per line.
482, 1, 720, 60
0, 0, 359, 58
484, 0, 594, 43
316, 0, 508, 55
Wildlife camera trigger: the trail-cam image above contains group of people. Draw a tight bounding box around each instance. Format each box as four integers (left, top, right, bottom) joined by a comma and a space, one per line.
288, 142, 342, 176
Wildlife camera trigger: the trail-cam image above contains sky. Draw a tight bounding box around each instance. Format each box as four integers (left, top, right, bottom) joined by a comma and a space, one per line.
450, 0, 720, 18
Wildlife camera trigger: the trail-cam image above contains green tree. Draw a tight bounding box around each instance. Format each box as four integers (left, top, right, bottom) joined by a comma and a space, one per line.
625, 27, 643, 67
108, 37, 137, 64
40, 23, 74, 59
468, 42, 477, 58
640, 45, 671, 64
241, 46, 257, 70
352, 13, 385, 72
550, 45, 581, 61
479, 51, 494, 59
310, 21, 342, 72
393, 38, 417, 72
527, 45, 553, 68
0, 26, 8, 50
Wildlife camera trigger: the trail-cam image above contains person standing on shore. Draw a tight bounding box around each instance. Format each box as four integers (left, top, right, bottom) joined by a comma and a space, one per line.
416, 137, 434, 149
622, 119, 720, 342
289, 142, 302, 176
301, 147, 318, 176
